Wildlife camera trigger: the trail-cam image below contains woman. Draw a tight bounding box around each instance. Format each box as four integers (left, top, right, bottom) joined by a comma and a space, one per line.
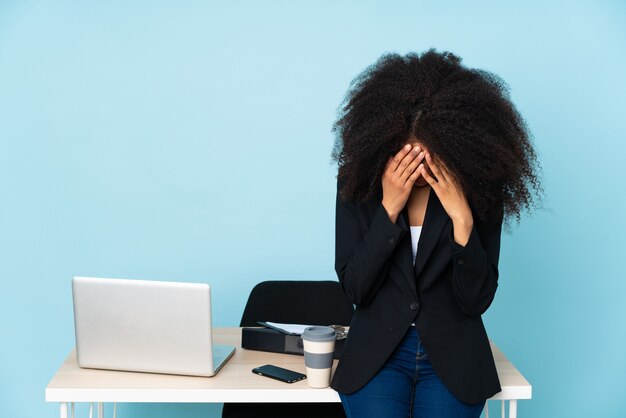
329, 49, 542, 418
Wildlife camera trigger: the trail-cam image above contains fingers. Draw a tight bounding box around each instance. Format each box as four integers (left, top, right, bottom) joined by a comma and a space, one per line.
399, 150, 425, 185
424, 152, 448, 184
385, 143, 431, 190
406, 167, 422, 188
434, 154, 454, 182
381, 143, 423, 221
419, 161, 440, 190
387, 144, 413, 174
394, 144, 422, 177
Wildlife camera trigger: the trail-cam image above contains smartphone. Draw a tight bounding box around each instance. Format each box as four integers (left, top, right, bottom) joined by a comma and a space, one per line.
252, 364, 307, 383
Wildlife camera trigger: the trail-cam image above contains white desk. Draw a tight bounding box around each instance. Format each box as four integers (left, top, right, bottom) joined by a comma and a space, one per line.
46, 328, 531, 418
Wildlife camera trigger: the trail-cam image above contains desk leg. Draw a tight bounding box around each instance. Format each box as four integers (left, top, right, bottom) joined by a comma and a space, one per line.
98, 402, 104, 418
509, 400, 517, 418
60, 402, 68, 418
484, 400, 489, 418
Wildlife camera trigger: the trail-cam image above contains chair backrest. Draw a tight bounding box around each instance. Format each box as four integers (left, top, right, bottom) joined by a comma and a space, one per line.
239, 280, 354, 327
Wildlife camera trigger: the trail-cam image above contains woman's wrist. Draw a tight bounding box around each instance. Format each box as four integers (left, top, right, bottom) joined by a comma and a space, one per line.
382, 200, 399, 224
451, 214, 473, 247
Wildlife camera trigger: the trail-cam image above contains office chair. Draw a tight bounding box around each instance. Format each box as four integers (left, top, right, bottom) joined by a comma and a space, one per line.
221, 280, 353, 418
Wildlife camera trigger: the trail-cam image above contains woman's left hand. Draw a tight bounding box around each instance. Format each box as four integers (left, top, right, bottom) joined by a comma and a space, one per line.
419, 152, 474, 246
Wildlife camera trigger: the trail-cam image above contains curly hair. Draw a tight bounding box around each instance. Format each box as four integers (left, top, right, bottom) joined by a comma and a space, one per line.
331, 49, 543, 226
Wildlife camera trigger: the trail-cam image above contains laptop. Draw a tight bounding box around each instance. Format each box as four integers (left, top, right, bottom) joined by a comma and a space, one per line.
72, 276, 235, 377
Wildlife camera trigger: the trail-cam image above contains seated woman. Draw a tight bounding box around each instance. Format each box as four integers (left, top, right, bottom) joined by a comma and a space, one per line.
329, 49, 542, 418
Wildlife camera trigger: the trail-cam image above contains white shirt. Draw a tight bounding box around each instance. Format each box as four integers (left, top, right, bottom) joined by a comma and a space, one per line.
410, 226, 423, 266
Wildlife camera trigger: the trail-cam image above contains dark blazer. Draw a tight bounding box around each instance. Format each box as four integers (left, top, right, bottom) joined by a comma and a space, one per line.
330, 178, 503, 405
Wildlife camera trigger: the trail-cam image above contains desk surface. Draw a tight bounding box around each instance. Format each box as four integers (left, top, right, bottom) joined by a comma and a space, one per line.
46, 327, 531, 403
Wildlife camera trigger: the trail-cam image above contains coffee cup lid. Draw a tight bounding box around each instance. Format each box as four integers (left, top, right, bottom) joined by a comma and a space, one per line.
302, 326, 336, 342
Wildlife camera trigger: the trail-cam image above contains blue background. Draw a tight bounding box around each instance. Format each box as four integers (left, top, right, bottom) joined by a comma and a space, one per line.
1, 1, 625, 417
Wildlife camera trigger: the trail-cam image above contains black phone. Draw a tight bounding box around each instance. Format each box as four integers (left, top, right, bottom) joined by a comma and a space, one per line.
252, 364, 307, 383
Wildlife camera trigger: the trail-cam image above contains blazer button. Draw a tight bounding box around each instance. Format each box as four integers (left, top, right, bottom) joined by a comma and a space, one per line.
410, 302, 419, 310
388, 237, 395, 244
457, 258, 465, 265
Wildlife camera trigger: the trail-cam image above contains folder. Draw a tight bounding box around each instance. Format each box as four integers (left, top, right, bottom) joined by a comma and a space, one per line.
241, 326, 346, 359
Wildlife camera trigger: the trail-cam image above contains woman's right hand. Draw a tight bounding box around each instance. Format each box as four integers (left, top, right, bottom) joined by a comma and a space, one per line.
381, 143, 425, 223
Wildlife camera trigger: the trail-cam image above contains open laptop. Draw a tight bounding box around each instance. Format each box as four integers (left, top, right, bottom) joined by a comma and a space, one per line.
72, 276, 235, 377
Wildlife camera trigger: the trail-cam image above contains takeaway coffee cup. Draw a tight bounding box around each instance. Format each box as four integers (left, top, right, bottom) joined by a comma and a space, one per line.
301, 326, 336, 388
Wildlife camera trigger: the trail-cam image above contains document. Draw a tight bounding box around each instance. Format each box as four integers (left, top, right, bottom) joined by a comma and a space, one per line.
257, 321, 313, 335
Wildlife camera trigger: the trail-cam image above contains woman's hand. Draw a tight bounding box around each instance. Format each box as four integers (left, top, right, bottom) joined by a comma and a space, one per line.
419, 152, 474, 246
381, 143, 425, 223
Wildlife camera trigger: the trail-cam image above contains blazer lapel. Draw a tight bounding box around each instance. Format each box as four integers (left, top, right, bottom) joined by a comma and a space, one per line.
391, 187, 451, 297
395, 207, 417, 296
414, 187, 450, 280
